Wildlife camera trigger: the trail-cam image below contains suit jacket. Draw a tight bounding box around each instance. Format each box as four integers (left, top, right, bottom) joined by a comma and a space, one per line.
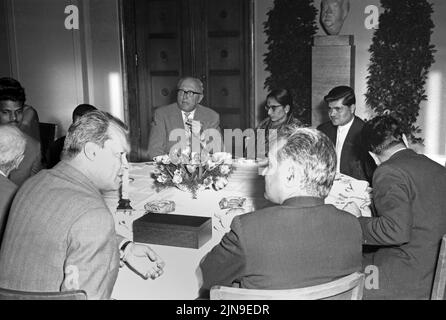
199, 197, 363, 297
317, 117, 376, 184
0, 175, 17, 245
147, 103, 220, 160
9, 132, 43, 187
0, 161, 121, 300
46, 136, 65, 169
359, 149, 446, 299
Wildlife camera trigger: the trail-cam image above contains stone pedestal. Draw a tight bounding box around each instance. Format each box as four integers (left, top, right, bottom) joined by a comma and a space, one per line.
312, 35, 355, 127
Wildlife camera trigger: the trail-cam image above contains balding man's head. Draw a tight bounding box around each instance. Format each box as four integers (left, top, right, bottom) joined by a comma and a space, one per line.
0, 125, 26, 176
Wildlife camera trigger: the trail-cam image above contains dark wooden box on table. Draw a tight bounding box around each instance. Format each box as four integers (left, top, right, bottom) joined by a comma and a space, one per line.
133, 213, 212, 249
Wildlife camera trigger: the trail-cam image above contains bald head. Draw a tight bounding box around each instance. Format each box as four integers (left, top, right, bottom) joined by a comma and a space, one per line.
176, 77, 204, 112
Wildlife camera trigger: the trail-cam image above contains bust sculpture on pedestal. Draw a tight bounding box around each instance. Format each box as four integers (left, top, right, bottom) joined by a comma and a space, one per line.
320, 0, 350, 35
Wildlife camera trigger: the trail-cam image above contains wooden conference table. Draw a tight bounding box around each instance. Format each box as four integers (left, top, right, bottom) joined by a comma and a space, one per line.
104, 161, 370, 300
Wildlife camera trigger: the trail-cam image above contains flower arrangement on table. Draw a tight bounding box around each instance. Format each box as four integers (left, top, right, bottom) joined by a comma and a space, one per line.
151, 148, 234, 199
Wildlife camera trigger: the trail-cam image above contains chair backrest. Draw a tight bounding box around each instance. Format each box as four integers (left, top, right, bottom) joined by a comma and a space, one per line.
39, 122, 57, 160
431, 234, 446, 300
210, 272, 365, 300
0, 287, 87, 300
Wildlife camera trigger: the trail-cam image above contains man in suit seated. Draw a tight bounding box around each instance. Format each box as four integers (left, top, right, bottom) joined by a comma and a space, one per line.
46, 104, 97, 168
0, 77, 42, 186
0, 111, 165, 299
357, 115, 446, 299
198, 126, 363, 298
317, 86, 376, 184
147, 77, 220, 160
0, 125, 26, 243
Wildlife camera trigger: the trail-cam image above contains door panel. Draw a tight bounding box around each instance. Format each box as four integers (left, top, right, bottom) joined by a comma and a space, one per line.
208, 38, 240, 70
151, 76, 178, 108
148, 1, 179, 33
149, 39, 181, 71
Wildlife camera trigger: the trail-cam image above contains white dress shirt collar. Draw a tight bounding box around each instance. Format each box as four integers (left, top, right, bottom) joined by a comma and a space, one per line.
335, 117, 355, 173
181, 109, 196, 123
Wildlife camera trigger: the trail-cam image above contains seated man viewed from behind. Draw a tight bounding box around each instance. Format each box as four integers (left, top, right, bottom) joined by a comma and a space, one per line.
0, 125, 26, 243
359, 115, 446, 300
46, 103, 97, 169
0, 111, 165, 299
198, 125, 363, 298
0, 77, 42, 187
147, 76, 220, 160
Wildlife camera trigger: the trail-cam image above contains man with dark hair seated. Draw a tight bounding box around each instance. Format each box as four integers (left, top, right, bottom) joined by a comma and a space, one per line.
317, 86, 376, 184
359, 115, 446, 299
198, 125, 363, 298
46, 104, 97, 168
0, 77, 42, 186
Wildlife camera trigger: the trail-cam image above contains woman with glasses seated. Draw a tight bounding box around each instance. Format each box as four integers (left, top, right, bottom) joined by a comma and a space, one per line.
247, 89, 302, 158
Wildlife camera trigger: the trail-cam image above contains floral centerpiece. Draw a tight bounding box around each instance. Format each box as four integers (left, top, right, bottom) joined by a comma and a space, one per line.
152, 148, 234, 199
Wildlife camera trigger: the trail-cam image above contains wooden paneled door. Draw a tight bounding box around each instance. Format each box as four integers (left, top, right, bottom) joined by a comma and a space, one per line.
121, 0, 254, 161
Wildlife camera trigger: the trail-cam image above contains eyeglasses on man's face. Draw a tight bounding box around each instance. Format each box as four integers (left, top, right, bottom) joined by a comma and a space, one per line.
177, 89, 202, 98
265, 104, 283, 113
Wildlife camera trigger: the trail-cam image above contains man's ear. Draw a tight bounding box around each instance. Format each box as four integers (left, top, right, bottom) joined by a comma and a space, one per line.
284, 104, 290, 114
197, 94, 204, 104
350, 104, 356, 115
84, 141, 99, 161
284, 162, 297, 187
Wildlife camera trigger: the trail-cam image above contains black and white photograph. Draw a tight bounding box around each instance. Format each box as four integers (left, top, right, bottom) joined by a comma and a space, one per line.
0, 0, 445, 304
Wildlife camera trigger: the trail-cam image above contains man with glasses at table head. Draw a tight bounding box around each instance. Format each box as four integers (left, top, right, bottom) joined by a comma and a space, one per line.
147, 77, 220, 160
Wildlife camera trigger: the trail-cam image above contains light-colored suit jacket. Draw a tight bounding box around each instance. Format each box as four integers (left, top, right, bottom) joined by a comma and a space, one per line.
0, 175, 17, 245
9, 132, 42, 187
147, 103, 220, 160
0, 161, 121, 300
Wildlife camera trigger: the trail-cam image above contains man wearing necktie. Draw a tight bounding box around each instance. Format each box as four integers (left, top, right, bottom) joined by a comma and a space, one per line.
317, 86, 376, 184
147, 77, 220, 160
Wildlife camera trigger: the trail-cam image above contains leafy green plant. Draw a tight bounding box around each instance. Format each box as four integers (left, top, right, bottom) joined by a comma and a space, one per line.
264, 0, 318, 125
366, 0, 435, 143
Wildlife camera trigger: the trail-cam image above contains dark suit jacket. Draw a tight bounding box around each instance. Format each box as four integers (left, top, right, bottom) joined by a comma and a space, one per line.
199, 197, 363, 297
46, 136, 65, 169
360, 149, 446, 299
0, 175, 17, 245
147, 103, 220, 160
317, 117, 376, 184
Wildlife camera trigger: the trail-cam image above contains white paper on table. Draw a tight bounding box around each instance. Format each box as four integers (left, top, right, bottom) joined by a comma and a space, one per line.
325, 173, 372, 217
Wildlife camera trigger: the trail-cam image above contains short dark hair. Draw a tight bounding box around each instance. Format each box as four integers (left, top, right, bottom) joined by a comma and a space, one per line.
362, 115, 405, 155
0, 77, 26, 103
275, 126, 336, 198
72, 104, 97, 122
324, 86, 355, 107
267, 88, 293, 111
